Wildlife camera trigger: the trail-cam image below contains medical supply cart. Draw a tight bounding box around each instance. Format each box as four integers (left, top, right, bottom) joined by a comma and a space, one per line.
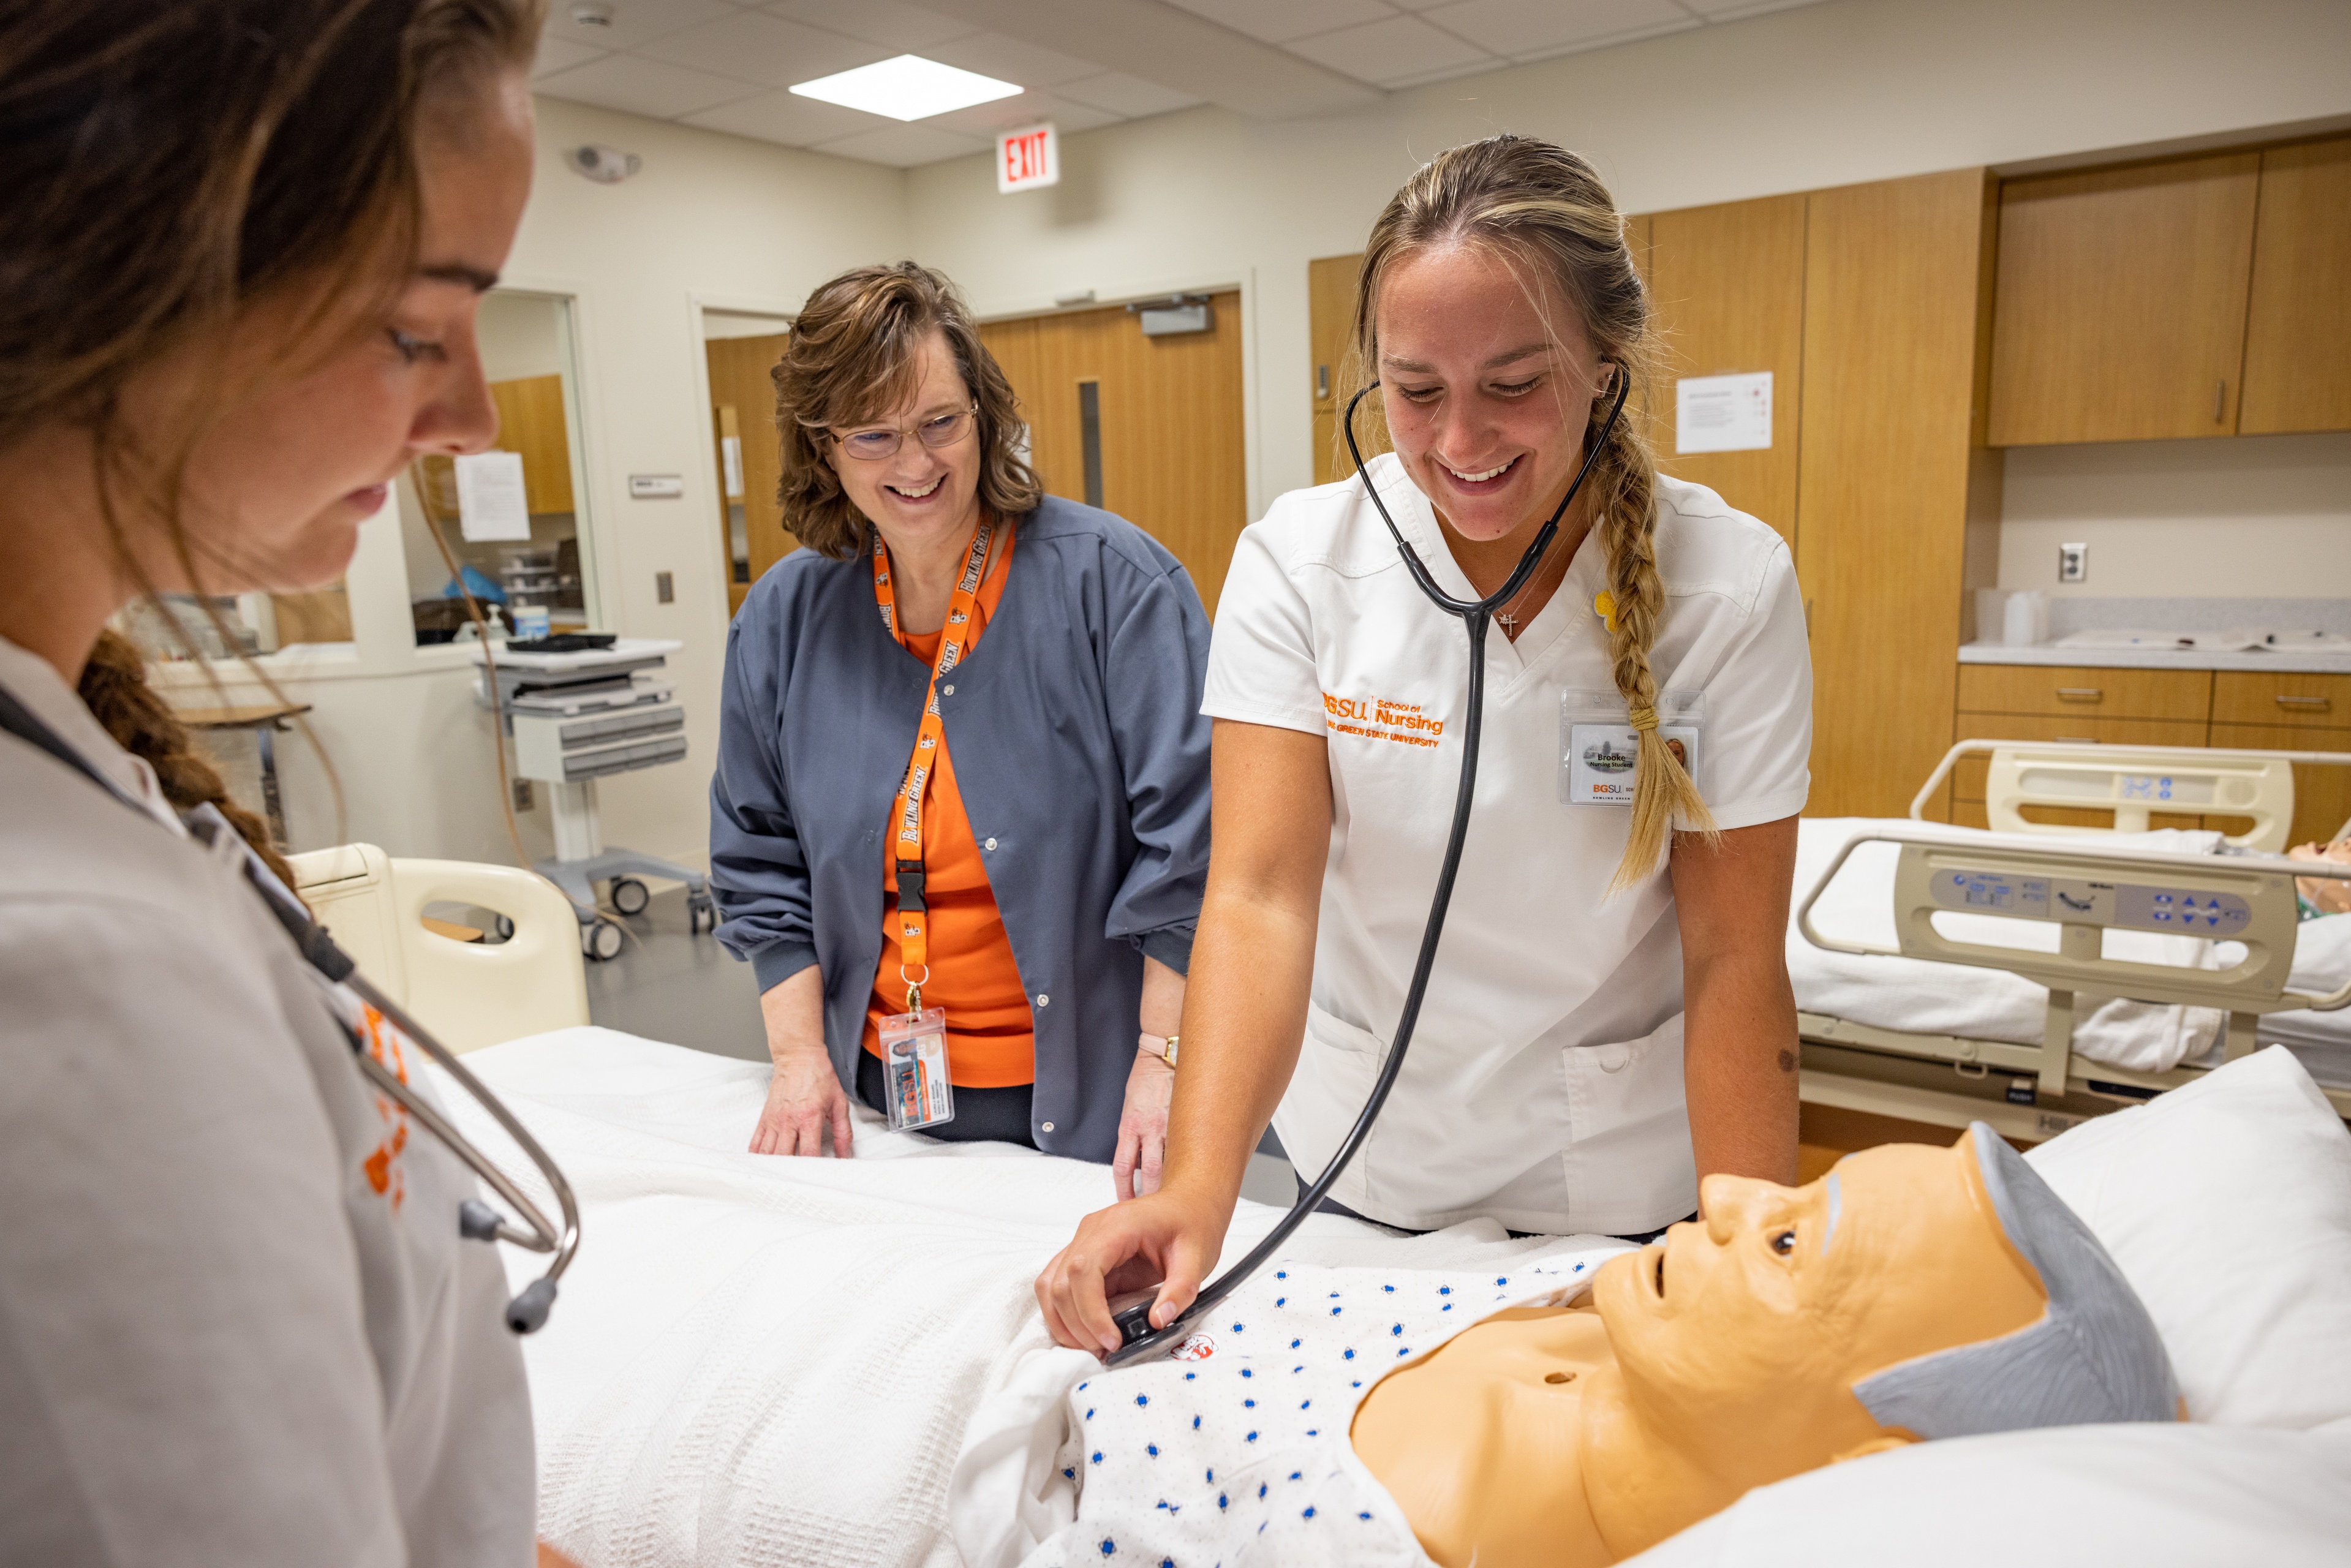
470, 636, 712, 960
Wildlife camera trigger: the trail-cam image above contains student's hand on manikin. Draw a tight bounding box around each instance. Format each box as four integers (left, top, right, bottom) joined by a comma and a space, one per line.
1036, 1186, 1225, 1357
1113, 1047, 1175, 1200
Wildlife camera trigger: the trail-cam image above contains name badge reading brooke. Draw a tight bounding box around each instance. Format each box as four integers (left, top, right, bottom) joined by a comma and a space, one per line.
1560, 689, 1703, 807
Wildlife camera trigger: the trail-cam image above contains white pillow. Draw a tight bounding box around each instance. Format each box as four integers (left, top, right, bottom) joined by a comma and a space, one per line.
1624, 1424, 2351, 1568
2023, 1044, 2351, 1428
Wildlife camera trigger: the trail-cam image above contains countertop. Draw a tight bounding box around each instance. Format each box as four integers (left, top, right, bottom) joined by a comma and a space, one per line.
1959, 642, 2351, 674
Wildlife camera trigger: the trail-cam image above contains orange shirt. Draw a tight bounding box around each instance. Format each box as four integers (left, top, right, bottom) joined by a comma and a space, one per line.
863, 527, 1035, 1088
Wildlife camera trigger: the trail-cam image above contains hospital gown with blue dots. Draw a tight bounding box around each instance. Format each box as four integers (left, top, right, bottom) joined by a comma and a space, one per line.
1024, 1254, 1612, 1566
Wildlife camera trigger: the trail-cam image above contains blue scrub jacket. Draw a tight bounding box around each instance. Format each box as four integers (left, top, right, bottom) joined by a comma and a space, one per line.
709, 496, 1213, 1161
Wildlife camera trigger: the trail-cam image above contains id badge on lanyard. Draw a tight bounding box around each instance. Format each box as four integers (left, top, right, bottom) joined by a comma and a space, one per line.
872, 516, 997, 1131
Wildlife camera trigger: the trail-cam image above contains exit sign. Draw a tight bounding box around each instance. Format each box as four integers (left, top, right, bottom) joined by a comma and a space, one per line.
996, 122, 1058, 193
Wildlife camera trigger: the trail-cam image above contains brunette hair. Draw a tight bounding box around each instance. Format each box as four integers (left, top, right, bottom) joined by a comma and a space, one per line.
77, 628, 304, 895
0, 0, 543, 606
772, 262, 1043, 559
1353, 134, 1714, 891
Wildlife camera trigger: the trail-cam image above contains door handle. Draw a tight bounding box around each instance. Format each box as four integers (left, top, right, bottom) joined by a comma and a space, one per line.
2214, 379, 2227, 424
2276, 695, 2330, 709
2055, 687, 2103, 702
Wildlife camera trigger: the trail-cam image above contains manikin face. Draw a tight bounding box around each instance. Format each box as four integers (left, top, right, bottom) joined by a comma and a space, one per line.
124, 73, 536, 596
1373, 241, 1613, 543
825, 330, 983, 552
1596, 1134, 2050, 1477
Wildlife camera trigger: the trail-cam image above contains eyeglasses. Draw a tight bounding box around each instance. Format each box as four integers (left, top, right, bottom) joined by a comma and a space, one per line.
832, 404, 976, 461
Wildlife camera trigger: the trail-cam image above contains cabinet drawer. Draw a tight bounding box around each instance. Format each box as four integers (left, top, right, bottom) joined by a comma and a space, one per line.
1948, 715, 2211, 799
2211, 671, 2351, 729
1955, 665, 2211, 722
2208, 723, 2351, 846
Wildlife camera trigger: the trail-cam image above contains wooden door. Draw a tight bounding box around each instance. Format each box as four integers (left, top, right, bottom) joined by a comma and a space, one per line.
1987, 153, 2260, 445
1797, 168, 2001, 818
1308, 254, 1369, 486
978, 293, 1247, 616
1645, 194, 1808, 545
2241, 136, 2351, 435
706, 331, 794, 616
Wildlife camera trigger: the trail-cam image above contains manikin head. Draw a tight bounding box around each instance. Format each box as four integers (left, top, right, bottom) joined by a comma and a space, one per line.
1579, 1125, 2175, 1555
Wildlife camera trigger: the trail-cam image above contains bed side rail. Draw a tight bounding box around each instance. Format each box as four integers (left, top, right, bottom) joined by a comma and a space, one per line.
1798, 829, 2351, 1101
1907, 739, 2351, 854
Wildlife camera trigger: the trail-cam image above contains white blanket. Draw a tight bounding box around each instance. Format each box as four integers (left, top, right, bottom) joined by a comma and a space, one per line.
1790, 818, 2230, 1072
442, 1030, 1607, 1568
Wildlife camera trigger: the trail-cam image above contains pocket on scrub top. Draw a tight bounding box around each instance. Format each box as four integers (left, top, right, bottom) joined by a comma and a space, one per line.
1559, 1014, 1698, 1235
1277, 1002, 1390, 1189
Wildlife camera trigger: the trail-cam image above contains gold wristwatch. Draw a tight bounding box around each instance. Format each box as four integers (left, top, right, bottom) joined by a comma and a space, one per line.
1140, 1031, 1179, 1068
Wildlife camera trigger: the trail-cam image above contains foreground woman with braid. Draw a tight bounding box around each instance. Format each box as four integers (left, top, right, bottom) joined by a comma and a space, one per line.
1037, 134, 1814, 1355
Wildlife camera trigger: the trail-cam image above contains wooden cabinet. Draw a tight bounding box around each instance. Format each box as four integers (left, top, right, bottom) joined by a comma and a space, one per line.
2212, 671, 2351, 729
1645, 194, 1808, 545
2210, 674, 2351, 842
1954, 665, 2213, 723
1988, 153, 2260, 446
2243, 137, 2351, 434
1795, 168, 2000, 818
486, 374, 575, 514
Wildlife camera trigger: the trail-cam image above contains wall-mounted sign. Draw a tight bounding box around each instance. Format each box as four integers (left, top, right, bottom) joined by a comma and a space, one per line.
628, 473, 686, 499
1675, 371, 1773, 454
997, 122, 1058, 194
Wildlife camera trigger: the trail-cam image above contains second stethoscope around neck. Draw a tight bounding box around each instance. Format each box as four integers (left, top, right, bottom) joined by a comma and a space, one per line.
1105, 366, 1631, 1365
0, 683, 581, 1336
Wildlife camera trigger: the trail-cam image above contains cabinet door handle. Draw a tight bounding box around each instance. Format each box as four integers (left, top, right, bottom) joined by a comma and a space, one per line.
2214, 379, 2227, 423
2276, 695, 2330, 709
2055, 687, 2104, 702
2055, 736, 2096, 744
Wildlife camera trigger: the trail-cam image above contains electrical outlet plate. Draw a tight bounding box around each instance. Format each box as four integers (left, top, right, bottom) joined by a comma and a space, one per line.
655, 571, 674, 604
2058, 542, 2088, 584
512, 778, 535, 812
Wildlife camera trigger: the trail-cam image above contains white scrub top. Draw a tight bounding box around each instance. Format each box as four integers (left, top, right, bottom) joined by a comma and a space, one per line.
1202, 455, 1811, 1234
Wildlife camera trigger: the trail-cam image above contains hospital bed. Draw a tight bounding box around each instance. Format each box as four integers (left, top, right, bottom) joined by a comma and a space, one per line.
1791, 740, 2351, 1142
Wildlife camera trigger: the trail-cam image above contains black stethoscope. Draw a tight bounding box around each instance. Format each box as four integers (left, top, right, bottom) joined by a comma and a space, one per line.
1106, 366, 1631, 1364
0, 685, 580, 1335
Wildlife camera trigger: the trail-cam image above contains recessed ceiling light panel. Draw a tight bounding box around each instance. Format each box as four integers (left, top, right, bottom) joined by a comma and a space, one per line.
788, 53, 1023, 122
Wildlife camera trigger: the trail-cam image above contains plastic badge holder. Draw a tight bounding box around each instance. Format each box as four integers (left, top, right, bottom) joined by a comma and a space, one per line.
880, 1006, 954, 1131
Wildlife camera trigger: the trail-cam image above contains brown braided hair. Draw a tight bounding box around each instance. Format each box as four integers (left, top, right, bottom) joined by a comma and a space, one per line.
77, 628, 303, 896
1352, 134, 1715, 891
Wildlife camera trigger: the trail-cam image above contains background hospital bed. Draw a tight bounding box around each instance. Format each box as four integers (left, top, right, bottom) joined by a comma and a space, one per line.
1792, 741, 2351, 1152
287, 843, 590, 1052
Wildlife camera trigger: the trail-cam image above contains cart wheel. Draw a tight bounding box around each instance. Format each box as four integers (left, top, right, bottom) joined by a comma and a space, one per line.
493, 914, 516, 941
610, 876, 651, 916
687, 893, 715, 934
583, 921, 623, 962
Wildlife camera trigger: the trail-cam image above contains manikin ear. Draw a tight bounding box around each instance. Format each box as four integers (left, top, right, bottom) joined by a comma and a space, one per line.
1827, 1432, 1915, 1466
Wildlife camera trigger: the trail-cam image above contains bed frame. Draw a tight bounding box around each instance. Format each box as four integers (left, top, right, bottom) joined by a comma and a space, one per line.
1798, 741, 2351, 1136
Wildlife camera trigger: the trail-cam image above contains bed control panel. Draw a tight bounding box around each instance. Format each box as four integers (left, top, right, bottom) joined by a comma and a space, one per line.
1930, 869, 2252, 935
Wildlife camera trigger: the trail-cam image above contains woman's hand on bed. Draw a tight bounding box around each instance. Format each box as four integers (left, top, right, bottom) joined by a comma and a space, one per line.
1113, 1047, 1175, 1200
750, 1042, 855, 1157
1036, 1189, 1222, 1356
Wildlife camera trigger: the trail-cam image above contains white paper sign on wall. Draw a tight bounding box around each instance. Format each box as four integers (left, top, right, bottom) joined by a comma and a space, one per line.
454, 450, 530, 541
997, 123, 1058, 193
1675, 371, 1773, 454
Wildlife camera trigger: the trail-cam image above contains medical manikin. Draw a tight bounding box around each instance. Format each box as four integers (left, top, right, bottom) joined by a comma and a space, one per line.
1030, 1126, 2174, 1566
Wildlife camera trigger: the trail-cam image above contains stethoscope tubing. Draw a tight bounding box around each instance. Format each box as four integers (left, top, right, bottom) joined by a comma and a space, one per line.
1105, 369, 1630, 1366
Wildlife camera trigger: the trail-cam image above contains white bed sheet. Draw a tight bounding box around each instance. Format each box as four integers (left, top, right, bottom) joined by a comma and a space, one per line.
441, 1028, 1615, 1568
1792, 818, 2351, 1082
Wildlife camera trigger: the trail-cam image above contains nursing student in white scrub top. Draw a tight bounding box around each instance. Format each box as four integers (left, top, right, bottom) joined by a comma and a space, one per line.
1037, 134, 1813, 1356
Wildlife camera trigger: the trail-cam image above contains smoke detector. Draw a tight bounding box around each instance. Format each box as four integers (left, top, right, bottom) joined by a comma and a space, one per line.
570, 2, 615, 26
567, 145, 641, 184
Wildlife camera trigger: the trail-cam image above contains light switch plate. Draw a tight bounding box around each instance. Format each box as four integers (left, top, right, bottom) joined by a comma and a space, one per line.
655, 571, 674, 604
2058, 542, 2088, 584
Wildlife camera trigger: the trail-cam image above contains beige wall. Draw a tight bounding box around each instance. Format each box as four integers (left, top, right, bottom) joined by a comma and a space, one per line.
902, 0, 2351, 551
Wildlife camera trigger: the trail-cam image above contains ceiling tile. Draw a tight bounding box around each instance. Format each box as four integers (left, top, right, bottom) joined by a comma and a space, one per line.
532, 53, 764, 118
1160, 0, 1398, 47
637, 10, 890, 86
925, 90, 1120, 138
1055, 70, 1206, 118
762, 0, 979, 49
1284, 13, 1496, 86
1415, 0, 1692, 58
922, 29, 1104, 89
530, 36, 608, 78
679, 88, 888, 144
807, 122, 991, 167
542, 0, 741, 53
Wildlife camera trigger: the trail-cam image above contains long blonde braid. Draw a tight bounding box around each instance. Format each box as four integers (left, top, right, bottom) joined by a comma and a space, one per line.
1353, 135, 1713, 891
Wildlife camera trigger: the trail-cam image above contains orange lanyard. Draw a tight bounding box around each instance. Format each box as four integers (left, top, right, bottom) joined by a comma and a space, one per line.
872, 515, 997, 1012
